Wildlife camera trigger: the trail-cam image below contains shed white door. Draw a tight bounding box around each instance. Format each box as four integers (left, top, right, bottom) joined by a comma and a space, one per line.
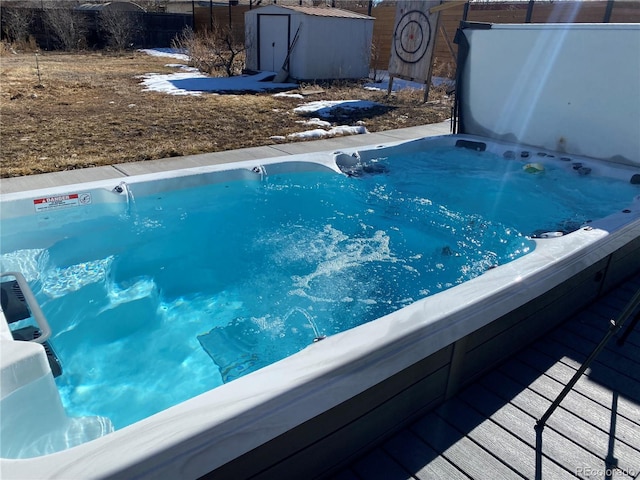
258, 14, 289, 72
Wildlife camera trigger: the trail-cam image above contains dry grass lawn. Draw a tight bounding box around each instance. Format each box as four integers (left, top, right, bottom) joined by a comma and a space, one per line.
0, 50, 453, 178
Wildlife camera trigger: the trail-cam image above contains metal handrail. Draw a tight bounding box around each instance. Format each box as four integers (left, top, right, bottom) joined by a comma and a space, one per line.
534, 285, 640, 480
1, 271, 52, 344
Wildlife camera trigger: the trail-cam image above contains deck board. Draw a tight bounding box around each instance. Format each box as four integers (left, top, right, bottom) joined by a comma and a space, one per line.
410, 412, 522, 480
576, 309, 640, 350
561, 316, 640, 365
434, 396, 570, 479
499, 359, 640, 451
477, 370, 626, 480
533, 337, 640, 403
548, 324, 640, 381
456, 384, 577, 479
383, 430, 469, 480
327, 274, 640, 480
518, 347, 640, 423
350, 448, 412, 480
485, 369, 640, 475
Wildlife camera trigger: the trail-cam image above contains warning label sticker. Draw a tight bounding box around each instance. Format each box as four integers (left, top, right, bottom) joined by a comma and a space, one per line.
33, 192, 92, 212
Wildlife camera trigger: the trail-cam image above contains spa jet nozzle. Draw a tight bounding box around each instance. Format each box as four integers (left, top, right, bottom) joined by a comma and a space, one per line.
113, 181, 127, 194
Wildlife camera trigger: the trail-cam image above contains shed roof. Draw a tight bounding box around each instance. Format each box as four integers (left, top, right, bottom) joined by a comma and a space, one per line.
75, 2, 145, 12
273, 5, 374, 20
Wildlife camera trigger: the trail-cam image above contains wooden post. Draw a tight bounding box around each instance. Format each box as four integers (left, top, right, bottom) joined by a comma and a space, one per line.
603, 0, 615, 22
422, 9, 440, 103
525, 0, 535, 23
209, 0, 213, 31
439, 24, 456, 64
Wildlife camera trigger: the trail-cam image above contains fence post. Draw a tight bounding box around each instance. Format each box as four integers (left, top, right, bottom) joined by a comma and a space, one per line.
525, 0, 535, 23
603, 0, 615, 22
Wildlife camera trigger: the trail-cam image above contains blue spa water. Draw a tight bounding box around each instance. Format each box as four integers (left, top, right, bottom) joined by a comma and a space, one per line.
2, 147, 637, 430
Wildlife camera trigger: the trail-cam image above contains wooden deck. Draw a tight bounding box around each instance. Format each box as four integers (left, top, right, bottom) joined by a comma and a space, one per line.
329, 274, 640, 480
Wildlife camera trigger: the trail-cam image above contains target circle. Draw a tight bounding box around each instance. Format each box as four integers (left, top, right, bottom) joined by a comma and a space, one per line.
393, 10, 432, 64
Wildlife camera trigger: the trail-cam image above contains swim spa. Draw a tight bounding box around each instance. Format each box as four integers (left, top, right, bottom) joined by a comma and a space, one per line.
3, 20, 640, 480
1, 131, 640, 478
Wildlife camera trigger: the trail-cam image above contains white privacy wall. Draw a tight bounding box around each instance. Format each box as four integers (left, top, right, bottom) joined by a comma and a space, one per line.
458, 23, 640, 166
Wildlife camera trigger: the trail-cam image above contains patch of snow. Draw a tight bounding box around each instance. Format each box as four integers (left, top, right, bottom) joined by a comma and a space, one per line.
137, 70, 209, 96
138, 50, 299, 95
165, 64, 200, 73
287, 128, 329, 140
295, 118, 332, 128
293, 100, 381, 119
433, 77, 456, 88
273, 92, 304, 99
136, 61, 297, 96
138, 48, 189, 62
331, 125, 368, 136
365, 71, 455, 92
287, 125, 368, 140
165, 71, 297, 94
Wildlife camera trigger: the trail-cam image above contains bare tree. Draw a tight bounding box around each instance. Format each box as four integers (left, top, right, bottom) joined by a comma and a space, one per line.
369, 35, 384, 82
44, 5, 87, 51
99, 9, 142, 51
172, 23, 246, 77
1, 6, 34, 46
216, 23, 246, 77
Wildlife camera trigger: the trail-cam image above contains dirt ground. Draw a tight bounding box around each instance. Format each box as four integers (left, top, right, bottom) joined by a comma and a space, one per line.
0, 50, 453, 178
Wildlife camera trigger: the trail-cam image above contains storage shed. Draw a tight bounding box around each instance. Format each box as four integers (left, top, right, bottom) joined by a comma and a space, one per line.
244, 5, 374, 82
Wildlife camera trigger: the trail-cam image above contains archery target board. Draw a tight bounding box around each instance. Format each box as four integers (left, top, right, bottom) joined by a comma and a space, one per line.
388, 0, 441, 83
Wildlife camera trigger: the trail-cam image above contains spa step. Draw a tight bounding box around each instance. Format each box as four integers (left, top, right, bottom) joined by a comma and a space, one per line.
2, 273, 62, 377
11, 326, 63, 378
0, 279, 31, 324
